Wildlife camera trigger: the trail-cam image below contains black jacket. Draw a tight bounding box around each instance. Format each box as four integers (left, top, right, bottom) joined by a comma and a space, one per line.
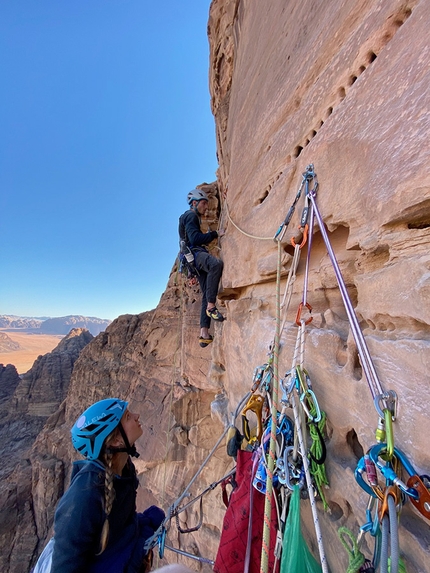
179, 209, 218, 251
51, 459, 164, 573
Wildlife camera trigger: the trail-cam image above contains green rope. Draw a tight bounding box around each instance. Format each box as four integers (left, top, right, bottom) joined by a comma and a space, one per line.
337, 527, 366, 573
389, 557, 407, 573
308, 406, 329, 510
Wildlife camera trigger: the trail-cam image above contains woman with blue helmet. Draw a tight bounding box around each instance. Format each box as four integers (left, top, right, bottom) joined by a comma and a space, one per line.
49, 398, 165, 573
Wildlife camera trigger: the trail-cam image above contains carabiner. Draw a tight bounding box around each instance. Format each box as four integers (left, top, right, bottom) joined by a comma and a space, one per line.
291, 224, 309, 249
300, 389, 321, 423
379, 485, 401, 521
295, 301, 313, 326
383, 409, 394, 460
251, 365, 264, 393
368, 444, 419, 500
158, 526, 167, 559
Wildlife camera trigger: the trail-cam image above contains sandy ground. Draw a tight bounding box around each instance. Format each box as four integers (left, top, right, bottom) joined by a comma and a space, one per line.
0, 330, 64, 374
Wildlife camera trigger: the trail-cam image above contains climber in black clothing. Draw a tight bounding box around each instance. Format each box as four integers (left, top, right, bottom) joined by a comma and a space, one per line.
179, 188, 224, 347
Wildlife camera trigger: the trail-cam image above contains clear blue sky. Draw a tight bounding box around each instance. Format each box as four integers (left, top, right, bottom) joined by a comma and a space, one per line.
0, 0, 217, 321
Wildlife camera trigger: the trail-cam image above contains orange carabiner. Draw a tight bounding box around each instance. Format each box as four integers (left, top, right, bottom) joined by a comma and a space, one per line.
379, 485, 401, 521
291, 224, 309, 249
295, 301, 313, 326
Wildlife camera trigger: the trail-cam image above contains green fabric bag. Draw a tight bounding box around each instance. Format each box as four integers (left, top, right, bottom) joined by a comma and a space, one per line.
280, 486, 322, 573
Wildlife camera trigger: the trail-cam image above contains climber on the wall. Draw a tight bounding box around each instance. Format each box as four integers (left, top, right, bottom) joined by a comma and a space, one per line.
35, 398, 165, 573
179, 188, 224, 347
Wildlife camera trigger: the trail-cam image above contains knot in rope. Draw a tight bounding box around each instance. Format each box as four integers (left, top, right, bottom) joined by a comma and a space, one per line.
338, 527, 366, 573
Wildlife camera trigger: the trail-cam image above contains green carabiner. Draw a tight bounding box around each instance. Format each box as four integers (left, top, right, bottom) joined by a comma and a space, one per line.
384, 408, 394, 460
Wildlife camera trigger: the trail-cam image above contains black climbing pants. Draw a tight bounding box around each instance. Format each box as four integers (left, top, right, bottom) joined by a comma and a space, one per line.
194, 251, 224, 328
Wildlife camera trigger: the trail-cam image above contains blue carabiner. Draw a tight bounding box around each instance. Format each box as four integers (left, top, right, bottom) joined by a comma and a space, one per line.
355, 456, 378, 498
158, 526, 167, 559
368, 444, 419, 500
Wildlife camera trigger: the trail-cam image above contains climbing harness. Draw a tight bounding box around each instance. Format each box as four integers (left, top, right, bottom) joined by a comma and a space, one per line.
178, 240, 199, 279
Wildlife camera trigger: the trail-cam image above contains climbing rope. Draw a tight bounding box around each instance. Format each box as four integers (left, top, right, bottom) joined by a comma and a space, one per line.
337, 527, 366, 573
223, 195, 273, 240
260, 239, 282, 573
286, 321, 329, 573
143, 391, 251, 555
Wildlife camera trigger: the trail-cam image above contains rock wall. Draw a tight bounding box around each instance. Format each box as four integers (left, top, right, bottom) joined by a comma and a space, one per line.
24, 1, 430, 573
207, 0, 430, 571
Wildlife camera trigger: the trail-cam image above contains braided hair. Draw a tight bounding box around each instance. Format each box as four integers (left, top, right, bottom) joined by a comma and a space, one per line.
96, 428, 121, 554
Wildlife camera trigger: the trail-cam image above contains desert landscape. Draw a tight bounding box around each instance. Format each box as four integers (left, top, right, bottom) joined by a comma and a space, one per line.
0, 330, 63, 374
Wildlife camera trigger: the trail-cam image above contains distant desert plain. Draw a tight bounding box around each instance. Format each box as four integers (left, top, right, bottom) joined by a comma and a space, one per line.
0, 330, 63, 374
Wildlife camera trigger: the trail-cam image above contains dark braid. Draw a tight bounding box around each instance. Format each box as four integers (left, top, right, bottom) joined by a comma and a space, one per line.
97, 430, 121, 554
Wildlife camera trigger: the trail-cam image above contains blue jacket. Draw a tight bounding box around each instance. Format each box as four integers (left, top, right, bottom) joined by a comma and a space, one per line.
179, 209, 218, 251
51, 459, 164, 573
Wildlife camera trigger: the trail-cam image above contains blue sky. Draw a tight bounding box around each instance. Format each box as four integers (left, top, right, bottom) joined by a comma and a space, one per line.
0, 0, 217, 321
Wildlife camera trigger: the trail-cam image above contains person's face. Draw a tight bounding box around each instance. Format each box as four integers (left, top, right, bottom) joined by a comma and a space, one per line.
196, 199, 208, 215
121, 409, 143, 445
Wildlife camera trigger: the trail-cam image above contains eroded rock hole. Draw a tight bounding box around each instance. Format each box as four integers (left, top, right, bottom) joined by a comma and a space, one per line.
367, 51, 377, 64
346, 428, 364, 461
327, 501, 344, 521
352, 348, 362, 381
294, 145, 303, 158
408, 221, 430, 230
258, 190, 269, 204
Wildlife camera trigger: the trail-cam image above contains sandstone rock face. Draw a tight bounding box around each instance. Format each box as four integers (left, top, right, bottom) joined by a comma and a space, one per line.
207, 1, 430, 571
24, 2, 430, 573
0, 329, 93, 573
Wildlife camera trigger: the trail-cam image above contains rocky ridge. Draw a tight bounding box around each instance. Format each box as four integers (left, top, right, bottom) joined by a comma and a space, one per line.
0, 314, 111, 336
0, 329, 93, 573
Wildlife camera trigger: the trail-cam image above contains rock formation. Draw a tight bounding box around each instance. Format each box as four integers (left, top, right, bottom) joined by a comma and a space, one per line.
0, 332, 20, 353
0, 329, 93, 573
15, 1, 430, 572
0, 364, 21, 403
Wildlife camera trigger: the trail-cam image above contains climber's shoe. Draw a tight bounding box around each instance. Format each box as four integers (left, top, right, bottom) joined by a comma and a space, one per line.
206, 307, 225, 322
199, 335, 213, 348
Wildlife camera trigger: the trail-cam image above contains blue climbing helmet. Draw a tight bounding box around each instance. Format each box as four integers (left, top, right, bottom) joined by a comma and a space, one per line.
187, 188, 208, 205
71, 398, 128, 460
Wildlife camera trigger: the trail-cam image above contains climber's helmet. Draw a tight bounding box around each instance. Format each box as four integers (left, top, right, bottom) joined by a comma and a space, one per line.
187, 188, 209, 206
71, 398, 128, 460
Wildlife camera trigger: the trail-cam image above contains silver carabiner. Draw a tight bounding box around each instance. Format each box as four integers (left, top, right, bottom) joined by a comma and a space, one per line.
300, 388, 321, 423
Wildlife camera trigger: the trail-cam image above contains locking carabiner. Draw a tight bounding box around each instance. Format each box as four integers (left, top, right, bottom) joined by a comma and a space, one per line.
368, 444, 419, 500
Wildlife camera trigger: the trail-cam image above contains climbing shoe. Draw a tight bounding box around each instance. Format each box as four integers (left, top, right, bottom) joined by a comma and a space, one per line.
206, 307, 225, 322
199, 335, 213, 348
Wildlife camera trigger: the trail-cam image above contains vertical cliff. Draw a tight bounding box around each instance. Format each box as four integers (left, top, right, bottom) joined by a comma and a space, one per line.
26, 1, 430, 572
207, 0, 430, 571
